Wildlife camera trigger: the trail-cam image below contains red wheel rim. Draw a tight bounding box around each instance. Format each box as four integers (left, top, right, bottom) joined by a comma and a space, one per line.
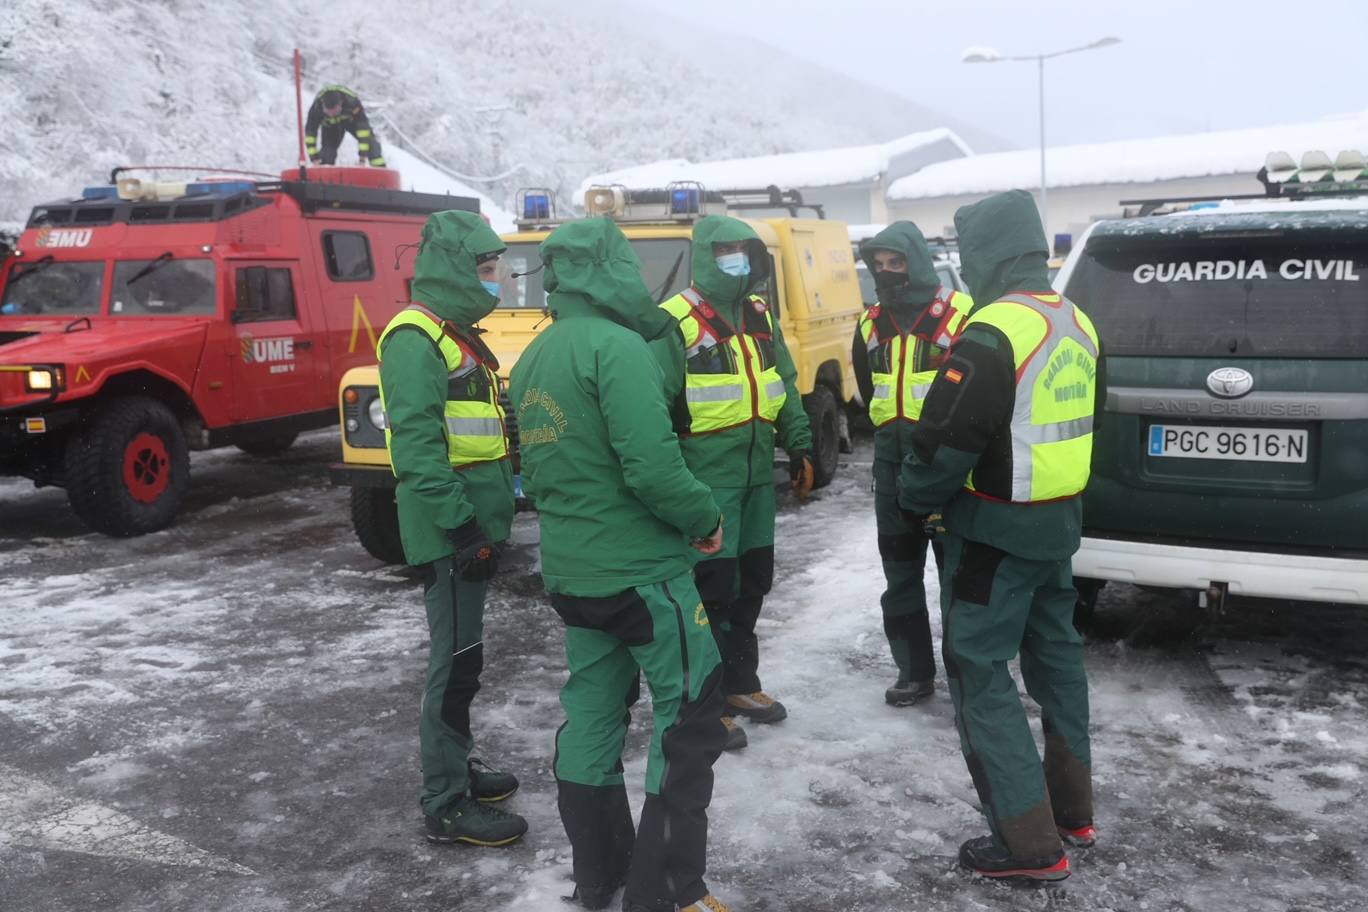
123, 432, 171, 504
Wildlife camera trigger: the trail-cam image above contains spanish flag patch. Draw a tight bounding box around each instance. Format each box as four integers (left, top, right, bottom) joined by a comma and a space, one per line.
945, 368, 965, 384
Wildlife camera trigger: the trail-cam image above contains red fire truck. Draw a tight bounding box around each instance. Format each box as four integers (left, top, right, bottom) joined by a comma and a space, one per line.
0, 166, 478, 536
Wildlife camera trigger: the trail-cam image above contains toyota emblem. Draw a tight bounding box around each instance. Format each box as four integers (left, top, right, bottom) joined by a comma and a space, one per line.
1206, 367, 1254, 399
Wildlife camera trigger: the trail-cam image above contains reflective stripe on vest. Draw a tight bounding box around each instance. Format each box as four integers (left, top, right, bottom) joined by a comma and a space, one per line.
962, 292, 1100, 502
858, 287, 970, 427
377, 305, 507, 472
661, 288, 786, 433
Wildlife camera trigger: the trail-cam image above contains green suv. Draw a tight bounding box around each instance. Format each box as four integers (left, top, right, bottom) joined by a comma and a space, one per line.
1058, 196, 1368, 610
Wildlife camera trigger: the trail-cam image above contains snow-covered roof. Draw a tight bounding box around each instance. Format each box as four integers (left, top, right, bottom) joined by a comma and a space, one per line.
383, 147, 516, 234
578, 129, 972, 195
888, 112, 1368, 200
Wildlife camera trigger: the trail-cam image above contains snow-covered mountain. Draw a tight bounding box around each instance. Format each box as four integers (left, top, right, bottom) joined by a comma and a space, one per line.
0, 0, 986, 230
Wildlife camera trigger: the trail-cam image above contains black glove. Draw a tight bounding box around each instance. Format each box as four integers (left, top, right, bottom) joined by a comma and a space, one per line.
448, 519, 499, 582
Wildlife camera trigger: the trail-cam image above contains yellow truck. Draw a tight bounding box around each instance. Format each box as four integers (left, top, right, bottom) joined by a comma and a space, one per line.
331, 185, 866, 563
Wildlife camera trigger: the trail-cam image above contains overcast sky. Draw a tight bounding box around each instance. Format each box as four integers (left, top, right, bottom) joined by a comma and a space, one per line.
632, 0, 1368, 152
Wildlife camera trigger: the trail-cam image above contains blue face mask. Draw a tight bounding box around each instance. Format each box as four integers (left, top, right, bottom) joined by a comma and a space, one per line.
480, 279, 502, 299
715, 252, 751, 277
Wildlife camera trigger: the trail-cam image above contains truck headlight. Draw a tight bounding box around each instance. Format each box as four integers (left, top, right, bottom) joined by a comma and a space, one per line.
26, 368, 61, 392
367, 397, 387, 430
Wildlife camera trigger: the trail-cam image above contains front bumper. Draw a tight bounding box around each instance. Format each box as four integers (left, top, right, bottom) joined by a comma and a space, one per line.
1074, 535, 1368, 605
328, 463, 396, 489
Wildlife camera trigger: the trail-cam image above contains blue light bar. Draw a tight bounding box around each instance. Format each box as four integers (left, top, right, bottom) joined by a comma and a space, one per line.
82, 186, 119, 200
523, 193, 551, 220
670, 188, 700, 215
184, 180, 256, 197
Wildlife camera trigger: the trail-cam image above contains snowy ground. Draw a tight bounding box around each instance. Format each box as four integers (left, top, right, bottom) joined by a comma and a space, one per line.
1, 431, 1366, 912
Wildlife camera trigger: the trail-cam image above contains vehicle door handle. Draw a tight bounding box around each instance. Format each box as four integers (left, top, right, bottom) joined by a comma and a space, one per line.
295, 340, 313, 350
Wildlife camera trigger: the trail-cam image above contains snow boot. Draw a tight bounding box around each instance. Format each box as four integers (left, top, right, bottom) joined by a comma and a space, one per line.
722, 716, 748, 751
424, 796, 527, 847
680, 895, 731, 912
468, 757, 519, 803
958, 835, 1069, 882
724, 691, 787, 724
1057, 821, 1096, 848
884, 677, 934, 707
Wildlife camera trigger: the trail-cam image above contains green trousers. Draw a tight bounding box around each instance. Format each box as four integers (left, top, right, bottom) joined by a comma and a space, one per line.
552, 571, 726, 912
693, 484, 775, 696
939, 532, 1093, 860
419, 557, 486, 817
873, 458, 944, 684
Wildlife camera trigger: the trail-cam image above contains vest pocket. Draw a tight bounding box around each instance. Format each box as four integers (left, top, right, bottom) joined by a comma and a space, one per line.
686, 341, 737, 375
448, 364, 492, 402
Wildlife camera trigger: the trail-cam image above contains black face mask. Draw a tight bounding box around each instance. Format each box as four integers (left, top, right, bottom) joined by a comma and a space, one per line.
873, 269, 910, 291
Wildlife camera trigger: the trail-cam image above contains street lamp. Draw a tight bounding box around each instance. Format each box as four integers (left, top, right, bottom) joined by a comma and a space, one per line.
963, 36, 1120, 240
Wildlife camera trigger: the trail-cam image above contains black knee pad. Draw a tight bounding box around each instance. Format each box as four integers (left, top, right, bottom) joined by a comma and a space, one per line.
694, 557, 737, 609
440, 643, 483, 736
738, 546, 774, 598
951, 540, 1008, 606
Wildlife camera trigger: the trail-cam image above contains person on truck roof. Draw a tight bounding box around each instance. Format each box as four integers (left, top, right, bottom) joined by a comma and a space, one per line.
376, 209, 526, 848
898, 189, 1107, 882
653, 215, 815, 752
852, 221, 973, 708
305, 85, 386, 167
509, 217, 730, 912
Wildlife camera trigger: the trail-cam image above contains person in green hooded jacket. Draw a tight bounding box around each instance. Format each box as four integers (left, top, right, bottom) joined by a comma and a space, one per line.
377, 209, 526, 848
654, 215, 813, 751
897, 190, 1106, 881
852, 221, 973, 707
509, 217, 731, 912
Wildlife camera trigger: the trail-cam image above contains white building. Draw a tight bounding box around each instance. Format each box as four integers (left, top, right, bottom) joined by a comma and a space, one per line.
887, 112, 1368, 252
577, 129, 972, 225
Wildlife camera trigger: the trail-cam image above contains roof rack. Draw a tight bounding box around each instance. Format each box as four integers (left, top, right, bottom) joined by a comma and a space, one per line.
1121, 148, 1368, 217
518, 183, 826, 230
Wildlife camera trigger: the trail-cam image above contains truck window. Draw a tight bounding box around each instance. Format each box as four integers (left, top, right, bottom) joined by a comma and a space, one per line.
1, 260, 104, 316
110, 259, 216, 316
322, 231, 374, 281
499, 238, 691, 309
1066, 238, 1368, 358
234, 266, 297, 322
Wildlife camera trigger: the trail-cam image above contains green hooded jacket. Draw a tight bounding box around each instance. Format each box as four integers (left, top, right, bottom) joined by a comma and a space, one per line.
652, 215, 812, 488
379, 210, 514, 566
898, 190, 1105, 561
509, 218, 721, 596
852, 220, 948, 467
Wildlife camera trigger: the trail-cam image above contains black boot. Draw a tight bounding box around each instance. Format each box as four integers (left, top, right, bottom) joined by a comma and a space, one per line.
468, 757, 519, 803
958, 835, 1069, 881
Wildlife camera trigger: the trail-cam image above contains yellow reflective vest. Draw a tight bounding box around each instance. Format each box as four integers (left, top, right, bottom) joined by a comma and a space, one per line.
660, 287, 786, 434
858, 286, 972, 426
963, 292, 1100, 503
377, 304, 508, 470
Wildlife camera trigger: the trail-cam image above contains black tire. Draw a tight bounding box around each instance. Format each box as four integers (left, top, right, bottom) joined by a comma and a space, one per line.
64, 396, 190, 537
235, 432, 299, 458
804, 384, 840, 488
1073, 577, 1106, 635
350, 486, 405, 564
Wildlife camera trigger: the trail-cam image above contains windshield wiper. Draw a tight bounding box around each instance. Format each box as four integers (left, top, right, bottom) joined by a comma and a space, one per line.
126, 251, 174, 285
8, 255, 55, 286
654, 251, 686, 303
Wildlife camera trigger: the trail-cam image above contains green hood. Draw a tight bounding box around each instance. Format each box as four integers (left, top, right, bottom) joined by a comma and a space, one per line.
409, 210, 505, 326
860, 220, 941, 316
541, 217, 675, 341
690, 215, 769, 309
953, 189, 1051, 308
